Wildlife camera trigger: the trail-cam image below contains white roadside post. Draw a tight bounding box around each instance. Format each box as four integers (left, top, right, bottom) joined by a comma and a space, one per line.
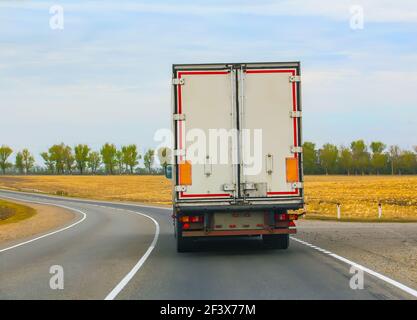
378, 202, 382, 219
337, 203, 341, 220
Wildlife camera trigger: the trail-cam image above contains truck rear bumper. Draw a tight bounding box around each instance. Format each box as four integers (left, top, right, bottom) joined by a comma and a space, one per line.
182, 228, 296, 237
176, 202, 304, 213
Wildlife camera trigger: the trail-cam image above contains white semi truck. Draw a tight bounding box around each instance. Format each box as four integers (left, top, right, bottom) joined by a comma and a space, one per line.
166, 62, 304, 252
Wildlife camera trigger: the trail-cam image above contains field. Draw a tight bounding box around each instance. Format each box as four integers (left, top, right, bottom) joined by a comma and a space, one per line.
0, 199, 37, 225
0, 175, 416, 221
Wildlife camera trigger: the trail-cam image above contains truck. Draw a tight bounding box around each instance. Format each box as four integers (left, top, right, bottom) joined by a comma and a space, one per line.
166, 62, 304, 252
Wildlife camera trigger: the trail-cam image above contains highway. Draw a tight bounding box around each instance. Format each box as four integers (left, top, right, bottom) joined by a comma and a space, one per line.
0, 190, 415, 300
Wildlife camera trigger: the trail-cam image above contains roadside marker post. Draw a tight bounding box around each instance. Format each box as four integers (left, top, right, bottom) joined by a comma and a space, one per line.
378, 203, 382, 219
337, 203, 341, 220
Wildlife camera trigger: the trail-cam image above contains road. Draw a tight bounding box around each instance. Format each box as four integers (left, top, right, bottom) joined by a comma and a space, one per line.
0, 190, 415, 300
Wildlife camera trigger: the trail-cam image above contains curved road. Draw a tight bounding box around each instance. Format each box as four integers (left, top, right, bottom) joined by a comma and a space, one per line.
0, 190, 414, 300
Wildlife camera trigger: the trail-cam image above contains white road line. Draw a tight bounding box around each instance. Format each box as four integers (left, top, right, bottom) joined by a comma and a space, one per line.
0, 195, 87, 254
291, 237, 417, 298
0, 192, 161, 300
105, 209, 160, 300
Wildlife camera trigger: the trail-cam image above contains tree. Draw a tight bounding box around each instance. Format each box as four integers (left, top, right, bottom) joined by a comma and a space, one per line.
370, 141, 387, 175
74, 144, 90, 174
87, 151, 101, 174
122, 144, 140, 174
319, 143, 338, 175
398, 151, 416, 174
370, 142, 386, 154
116, 150, 124, 174
63, 145, 74, 174
41, 152, 55, 173
22, 149, 35, 174
143, 149, 155, 173
338, 146, 353, 175
388, 145, 401, 175
15, 152, 24, 174
302, 142, 318, 174
157, 147, 170, 173
100, 143, 117, 174
48, 143, 66, 174
0, 145, 13, 174
350, 140, 370, 175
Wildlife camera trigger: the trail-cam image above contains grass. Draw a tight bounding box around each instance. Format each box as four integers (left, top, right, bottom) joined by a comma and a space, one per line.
0, 175, 416, 221
0, 199, 37, 225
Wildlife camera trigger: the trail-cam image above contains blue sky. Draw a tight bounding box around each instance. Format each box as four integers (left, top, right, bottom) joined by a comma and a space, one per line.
0, 0, 416, 163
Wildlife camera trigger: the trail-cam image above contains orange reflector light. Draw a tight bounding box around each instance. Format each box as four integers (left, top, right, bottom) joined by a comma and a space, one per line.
181, 216, 190, 223
179, 160, 192, 185
286, 158, 299, 183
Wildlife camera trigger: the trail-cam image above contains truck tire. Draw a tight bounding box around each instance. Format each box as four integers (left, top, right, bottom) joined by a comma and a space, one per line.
176, 221, 195, 253
263, 234, 289, 250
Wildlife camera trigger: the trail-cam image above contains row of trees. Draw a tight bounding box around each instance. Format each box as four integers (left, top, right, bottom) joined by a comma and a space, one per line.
0, 144, 157, 175
1, 140, 416, 175
303, 140, 417, 175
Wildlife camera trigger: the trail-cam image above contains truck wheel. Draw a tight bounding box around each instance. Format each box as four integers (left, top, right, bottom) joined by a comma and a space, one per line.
176, 221, 195, 253
263, 234, 289, 250
177, 237, 194, 253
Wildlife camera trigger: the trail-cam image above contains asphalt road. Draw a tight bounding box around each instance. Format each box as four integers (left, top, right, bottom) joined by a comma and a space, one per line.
0, 190, 415, 300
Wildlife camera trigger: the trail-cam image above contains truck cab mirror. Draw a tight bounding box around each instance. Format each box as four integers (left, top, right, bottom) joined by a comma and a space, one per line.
165, 165, 173, 179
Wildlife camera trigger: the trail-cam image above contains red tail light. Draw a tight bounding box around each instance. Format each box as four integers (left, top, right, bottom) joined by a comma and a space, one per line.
190, 216, 203, 223
183, 223, 190, 229
289, 221, 296, 227
274, 213, 289, 221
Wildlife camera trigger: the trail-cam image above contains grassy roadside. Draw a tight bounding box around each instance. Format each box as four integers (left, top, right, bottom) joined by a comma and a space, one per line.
0, 199, 37, 225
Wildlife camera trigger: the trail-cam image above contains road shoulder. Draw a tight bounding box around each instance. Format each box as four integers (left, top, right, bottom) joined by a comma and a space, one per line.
0, 198, 76, 246
297, 219, 417, 293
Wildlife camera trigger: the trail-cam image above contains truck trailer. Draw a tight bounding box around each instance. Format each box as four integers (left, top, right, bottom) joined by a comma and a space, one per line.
167, 62, 304, 252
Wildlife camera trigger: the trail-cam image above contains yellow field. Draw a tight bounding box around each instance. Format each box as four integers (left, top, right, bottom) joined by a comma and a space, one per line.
0, 199, 37, 225
0, 175, 416, 221
304, 175, 417, 221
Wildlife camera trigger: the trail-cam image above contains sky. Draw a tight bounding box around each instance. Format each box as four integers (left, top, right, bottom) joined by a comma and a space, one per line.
0, 0, 416, 164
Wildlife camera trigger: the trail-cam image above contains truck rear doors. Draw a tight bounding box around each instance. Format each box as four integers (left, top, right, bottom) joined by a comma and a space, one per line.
172, 63, 302, 204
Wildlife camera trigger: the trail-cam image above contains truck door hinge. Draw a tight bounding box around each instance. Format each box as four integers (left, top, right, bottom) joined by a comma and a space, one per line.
291, 182, 303, 189
242, 183, 256, 190
173, 113, 186, 121
289, 75, 301, 83
223, 184, 235, 191
291, 146, 303, 153
175, 185, 187, 192
172, 78, 185, 85
290, 111, 302, 118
